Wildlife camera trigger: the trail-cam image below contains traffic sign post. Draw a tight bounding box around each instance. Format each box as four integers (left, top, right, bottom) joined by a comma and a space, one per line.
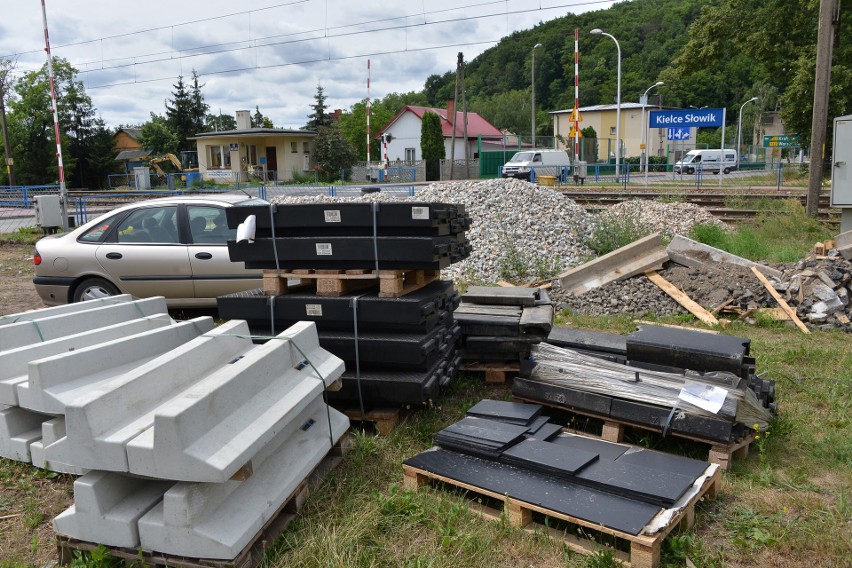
763, 134, 801, 148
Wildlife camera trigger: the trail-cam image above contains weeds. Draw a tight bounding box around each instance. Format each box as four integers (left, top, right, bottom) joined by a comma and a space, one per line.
584, 214, 652, 256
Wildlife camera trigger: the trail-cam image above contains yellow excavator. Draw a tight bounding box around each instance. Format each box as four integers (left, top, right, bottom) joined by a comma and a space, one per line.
148, 152, 200, 187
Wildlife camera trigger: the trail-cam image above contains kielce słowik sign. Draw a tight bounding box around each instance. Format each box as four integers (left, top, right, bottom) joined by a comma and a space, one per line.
649, 108, 725, 128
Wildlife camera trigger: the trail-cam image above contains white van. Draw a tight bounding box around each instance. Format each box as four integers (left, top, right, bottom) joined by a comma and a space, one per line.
501, 149, 572, 181
674, 149, 738, 174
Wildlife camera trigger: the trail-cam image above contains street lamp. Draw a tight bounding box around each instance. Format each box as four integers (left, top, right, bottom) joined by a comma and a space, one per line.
641, 81, 664, 184
590, 29, 621, 180
531, 43, 542, 148
736, 96, 759, 167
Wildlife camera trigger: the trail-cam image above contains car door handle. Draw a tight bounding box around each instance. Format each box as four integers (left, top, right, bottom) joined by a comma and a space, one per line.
105, 252, 122, 260
195, 252, 213, 260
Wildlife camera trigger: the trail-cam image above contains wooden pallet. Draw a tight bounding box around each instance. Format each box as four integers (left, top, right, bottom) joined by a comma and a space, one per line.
514, 395, 754, 471
57, 433, 353, 568
459, 361, 520, 384
343, 407, 400, 436
262, 268, 440, 298
403, 459, 721, 568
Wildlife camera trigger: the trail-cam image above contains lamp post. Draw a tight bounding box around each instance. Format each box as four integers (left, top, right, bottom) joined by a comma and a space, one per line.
641, 81, 664, 184
736, 96, 759, 168
590, 29, 621, 180
531, 43, 542, 148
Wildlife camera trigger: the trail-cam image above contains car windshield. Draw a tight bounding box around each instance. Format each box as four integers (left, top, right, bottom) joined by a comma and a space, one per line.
508, 152, 535, 164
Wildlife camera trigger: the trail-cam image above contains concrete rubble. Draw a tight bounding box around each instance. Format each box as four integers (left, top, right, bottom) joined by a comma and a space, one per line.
0, 297, 349, 560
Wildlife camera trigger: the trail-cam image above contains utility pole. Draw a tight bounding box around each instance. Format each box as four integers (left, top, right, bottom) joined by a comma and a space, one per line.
449, 52, 462, 180
806, 0, 839, 217
461, 56, 469, 179
0, 60, 15, 186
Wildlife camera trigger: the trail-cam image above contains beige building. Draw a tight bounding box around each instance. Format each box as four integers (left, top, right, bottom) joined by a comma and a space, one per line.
193, 110, 316, 183
551, 103, 696, 163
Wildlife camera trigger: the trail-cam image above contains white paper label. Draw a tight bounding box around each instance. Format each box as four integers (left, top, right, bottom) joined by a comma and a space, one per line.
324, 210, 341, 223
315, 243, 333, 256
411, 206, 429, 220
678, 380, 727, 414
305, 304, 323, 317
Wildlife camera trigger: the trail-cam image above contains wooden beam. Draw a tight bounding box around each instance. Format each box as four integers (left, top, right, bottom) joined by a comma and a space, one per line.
750, 267, 810, 334
644, 270, 719, 327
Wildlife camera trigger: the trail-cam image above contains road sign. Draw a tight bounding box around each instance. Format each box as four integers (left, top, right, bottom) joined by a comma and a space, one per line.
569, 108, 583, 121
568, 127, 583, 138
649, 108, 724, 128
763, 134, 800, 148
667, 127, 690, 141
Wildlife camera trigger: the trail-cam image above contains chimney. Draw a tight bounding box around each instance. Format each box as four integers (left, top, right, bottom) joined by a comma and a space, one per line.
446, 99, 455, 125
235, 110, 252, 130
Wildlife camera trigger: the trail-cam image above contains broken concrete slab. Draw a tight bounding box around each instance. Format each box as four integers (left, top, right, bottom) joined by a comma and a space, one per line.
667, 235, 782, 279
16, 317, 214, 415
137, 398, 349, 559
53, 471, 174, 548
558, 233, 669, 296
836, 229, 852, 260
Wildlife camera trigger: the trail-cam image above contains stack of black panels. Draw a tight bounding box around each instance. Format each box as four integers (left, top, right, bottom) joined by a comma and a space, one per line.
225, 202, 472, 270
405, 400, 714, 535
456, 286, 553, 364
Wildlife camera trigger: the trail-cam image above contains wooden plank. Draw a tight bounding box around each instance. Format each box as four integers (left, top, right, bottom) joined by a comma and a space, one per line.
497, 281, 516, 287
749, 266, 810, 334
644, 270, 719, 327
632, 320, 720, 334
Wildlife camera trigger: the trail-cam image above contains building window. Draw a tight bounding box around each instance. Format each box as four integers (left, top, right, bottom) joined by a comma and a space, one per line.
303, 141, 310, 153
405, 148, 415, 161
609, 127, 616, 136
762, 116, 775, 125
303, 155, 311, 171
243, 145, 258, 166
291, 142, 298, 153
209, 146, 231, 169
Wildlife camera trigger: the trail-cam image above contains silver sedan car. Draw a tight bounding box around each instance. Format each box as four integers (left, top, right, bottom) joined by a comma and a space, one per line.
33, 194, 265, 307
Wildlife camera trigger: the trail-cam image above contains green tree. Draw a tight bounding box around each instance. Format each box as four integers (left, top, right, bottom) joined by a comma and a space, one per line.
306, 84, 330, 130
139, 113, 179, 155
420, 111, 444, 181
189, 70, 208, 135
337, 97, 395, 162
205, 112, 237, 132
165, 75, 194, 151
251, 106, 273, 128
80, 119, 119, 189
313, 124, 357, 181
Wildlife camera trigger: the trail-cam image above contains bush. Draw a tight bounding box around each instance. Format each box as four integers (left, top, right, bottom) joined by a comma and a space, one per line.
585, 215, 652, 256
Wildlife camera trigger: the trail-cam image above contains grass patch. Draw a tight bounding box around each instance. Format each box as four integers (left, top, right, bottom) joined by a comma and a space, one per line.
689, 199, 832, 263
0, 227, 44, 246
584, 215, 652, 256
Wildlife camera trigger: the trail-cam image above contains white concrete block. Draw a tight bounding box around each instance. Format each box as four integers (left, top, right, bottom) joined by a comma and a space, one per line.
17, 317, 214, 414
30, 417, 88, 475
0, 297, 168, 352
0, 314, 175, 407
0, 295, 134, 327
138, 398, 349, 559
125, 322, 345, 482
45, 320, 255, 472
0, 405, 51, 462
53, 471, 174, 548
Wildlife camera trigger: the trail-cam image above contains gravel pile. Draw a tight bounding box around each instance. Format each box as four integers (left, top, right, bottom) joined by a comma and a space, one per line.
550, 275, 683, 317
601, 199, 729, 238
271, 178, 597, 282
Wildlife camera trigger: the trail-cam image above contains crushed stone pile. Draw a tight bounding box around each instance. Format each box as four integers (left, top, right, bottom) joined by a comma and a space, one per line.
271, 178, 596, 283
600, 199, 730, 238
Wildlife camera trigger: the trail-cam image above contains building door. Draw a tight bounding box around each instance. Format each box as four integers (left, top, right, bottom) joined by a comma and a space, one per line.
265, 147, 278, 180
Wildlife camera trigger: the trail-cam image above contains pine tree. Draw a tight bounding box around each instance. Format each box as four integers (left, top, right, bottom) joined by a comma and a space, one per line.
251, 106, 273, 128
306, 84, 330, 130
165, 75, 195, 152
420, 111, 445, 181
189, 70, 208, 135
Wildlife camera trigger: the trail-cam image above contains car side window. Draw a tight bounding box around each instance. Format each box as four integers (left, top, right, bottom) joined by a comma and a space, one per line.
79, 214, 120, 243
115, 206, 180, 244
188, 205, 234, 245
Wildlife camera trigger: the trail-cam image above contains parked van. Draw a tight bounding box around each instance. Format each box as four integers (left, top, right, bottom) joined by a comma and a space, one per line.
674, 149, 738, 174
501, 149, 572, 181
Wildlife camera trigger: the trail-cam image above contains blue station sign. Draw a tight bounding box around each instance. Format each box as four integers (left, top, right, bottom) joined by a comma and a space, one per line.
649, 108, 724, 128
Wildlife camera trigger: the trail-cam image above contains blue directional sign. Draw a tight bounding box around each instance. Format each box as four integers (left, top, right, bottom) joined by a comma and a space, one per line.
649, 108, 724, 128
667, 127, 690, 141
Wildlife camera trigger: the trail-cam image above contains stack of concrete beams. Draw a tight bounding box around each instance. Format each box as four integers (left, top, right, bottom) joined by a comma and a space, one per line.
219, 202, 473, 407
0, 297, 349, 560
455, 286, 553, 366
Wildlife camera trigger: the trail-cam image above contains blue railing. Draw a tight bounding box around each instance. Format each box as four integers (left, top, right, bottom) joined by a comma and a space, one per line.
0, 185, 61, 207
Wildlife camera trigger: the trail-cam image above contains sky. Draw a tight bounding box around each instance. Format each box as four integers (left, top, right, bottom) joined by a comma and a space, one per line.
0, 0, 615, 129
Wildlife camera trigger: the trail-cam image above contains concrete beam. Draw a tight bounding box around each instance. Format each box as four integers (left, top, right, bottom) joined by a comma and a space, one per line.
137, 399, 349, 559
667, 235, 782, 279
45, 320, 255, 472
18, 317, 214, 414
0, 315, 175, 407
30, 417, 88, 475
557, 233, 669, 296
126, 322, 345, 482
0, 297, 168, 352
836, 228, 852, 260
0, 405, 51, 462
53, 471, 174, 548
0, 295, 134, 327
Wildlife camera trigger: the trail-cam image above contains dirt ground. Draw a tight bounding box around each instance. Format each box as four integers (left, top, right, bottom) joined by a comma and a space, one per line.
0, 243, 45, 316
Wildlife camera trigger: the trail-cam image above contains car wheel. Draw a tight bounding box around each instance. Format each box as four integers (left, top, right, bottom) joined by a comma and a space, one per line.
73, 277, 120, 303
723, 167, 731, 174
687, 167, 695, 175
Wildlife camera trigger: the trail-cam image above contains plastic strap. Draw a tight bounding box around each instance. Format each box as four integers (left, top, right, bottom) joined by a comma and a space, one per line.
349, 294, 368, 419
268, 203, 281, 274
267, 295, 276, 336
371, 202, 380, 274
30, 320, 45, 342
661, 405, 679, 438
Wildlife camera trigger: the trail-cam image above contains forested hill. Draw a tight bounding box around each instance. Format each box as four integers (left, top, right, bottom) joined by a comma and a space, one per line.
416, 0, 849, 146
